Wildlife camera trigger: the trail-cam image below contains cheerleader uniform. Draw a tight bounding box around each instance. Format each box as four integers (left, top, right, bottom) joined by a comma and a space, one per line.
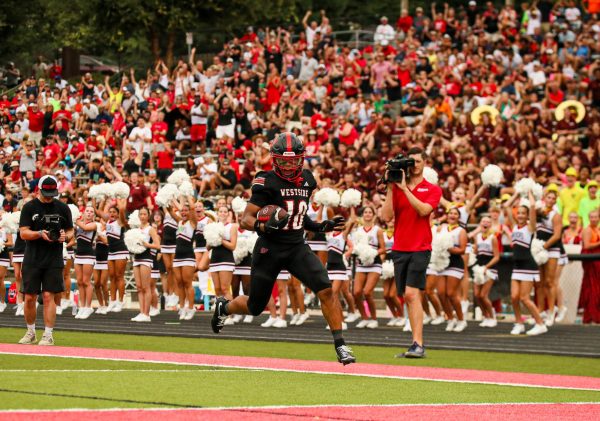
233, 228, 253, 276
12, 232, 25, 263
426, 226, 439, 276
439, 224, 466, 279
474, 232, 498, 284
326, 232, 348, 281
151, 250, 160, 279
511, 224, 540, 282
173, 221, 196, 268
106, 220, 129, 261
194, 216, 210, 253
354, 225, 382, 274
558, 243, 568, 266
457, 205, 473, 255
66, 245, 75, 261
74, 226, 96, 266
0, 230, 10, 267
536, 209, 562, 260
209, 223, 235, 273
133, 225, 154, 268
306, 203, 327, 252
277, 270, 291, 280
160, 213, 177, 254
94, 228, 109, 271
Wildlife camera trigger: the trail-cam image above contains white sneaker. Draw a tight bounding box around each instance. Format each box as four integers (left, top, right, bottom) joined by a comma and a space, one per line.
18, 330, 37, 344
112, 301, 123, 313
149, 307, 160, 317
430, 316, 445, 325
289, 314, 300, 325
106, 301, 116, 312
461, 300, 469, 318
355, 319, 369, 329
423, 314, 432, 325
55, 305, 63, 315
510, 323, 525, 335
526, 323, 548, 336
15, 303, 24, 317
344, 312, 360, 323
366, 319, 379, 329
272, 318, 287, 328
184, 308, 196, 320
134, 314, 151, 322
224, 316, 235, 325
487, 318, 497, 327
453, 320, 467, 332
0, 302, 6, 312
74, 308, 84, 319
304, 292, 315, 306
242, 315, 254, 323
403, 319, 412, 332
445, 319, 457, 332
545, 309, 556, 327
479, 318, 490, 327
394, 317, 406, 327
555, 306, 568, 323
386, 317, 397, 326
131, 313, 143, 322
38, 334, 54, 346
261, 316, 277, 327
169, 294, 179, 308
296, 313, 309, 326
178, 308, 187, 320
79, 308, 93, 320
232, 314, 243, 323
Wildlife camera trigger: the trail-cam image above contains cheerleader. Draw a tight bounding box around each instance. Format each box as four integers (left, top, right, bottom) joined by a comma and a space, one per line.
555, 212, 581, 323
472, 215, 500, 328
58, 193, 75, 314
98, 198, 129, 312
160, 203, 178, 309
169, 196, 197, 320
265, 271, 292, 328
326, 208, 356, 330
353, 206, 385, 329
131, 207, 161, 322
304, 200, 332, 305
194, 201, 211, 270
504, 192, 547, 336
73, 205, 98, 320
0, 223, 13, 313
232, 214, 253, 324
535, 188, 562, 326
92, 221, 109, 314
382, 218, 405, 327
436, 207, 468, 332
209, 206, 237, 310
424, 219, 445, 326
12, 224, 26, 316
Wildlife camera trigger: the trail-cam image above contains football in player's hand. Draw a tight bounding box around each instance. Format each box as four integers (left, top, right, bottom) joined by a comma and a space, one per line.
257, 205, 287, 223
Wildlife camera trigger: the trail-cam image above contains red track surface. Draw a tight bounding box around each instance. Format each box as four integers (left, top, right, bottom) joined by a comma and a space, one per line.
0, 343, 598, 391
3, 404, 600, 420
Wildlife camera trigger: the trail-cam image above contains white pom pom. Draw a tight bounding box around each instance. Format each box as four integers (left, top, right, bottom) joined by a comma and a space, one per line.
314, 188, 341, 207
178, 181, 195, 197
167, 169, 191, 186
481, 164, 503, 187
231, 197, 247, 214
532, 183, 543, 200
203, 222, 225, 247
382, 260, 395, 280
353, 243, 378, 266
88, 184, 107, 200
535, 200, 545, 210
531, 238, 549, 266
156, 184, 180, 208
0, 212, 20, 234
423, 167, 439, 185
0, 237, 5, 254
68, 204, 80, 222
340, 188, 362, 208
108, 182, 130, 199
472, 265, 487, 285
128, 210, 141, 228
515, 178, 535, 197
430, 231, 454, 272
520, 198, 531, 209
247, 232, 258, 252
233, 236, 251, 264
468, 252, 477, 267
124, 228, 147, 254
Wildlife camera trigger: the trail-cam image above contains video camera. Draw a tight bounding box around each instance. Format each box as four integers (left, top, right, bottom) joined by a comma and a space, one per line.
385, 154, 415, 183
42, 214, 64, 241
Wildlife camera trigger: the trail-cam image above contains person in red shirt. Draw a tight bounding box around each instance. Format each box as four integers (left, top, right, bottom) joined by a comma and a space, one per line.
52, 101, 73, 131
155, 141, 175, 182
381, 147, 442, 358
27, 102, 45, 146
396, 9, 413, 33
43, 136, 62, 169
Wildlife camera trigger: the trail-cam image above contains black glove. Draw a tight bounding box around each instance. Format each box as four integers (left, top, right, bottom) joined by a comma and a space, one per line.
319, 216, 345, 233
264, 212, 290, 233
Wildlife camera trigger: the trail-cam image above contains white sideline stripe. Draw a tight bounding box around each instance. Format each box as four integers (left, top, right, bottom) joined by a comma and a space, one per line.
0, 369, 257, 373
1, 402, 599, 413
0, 350, 598, 392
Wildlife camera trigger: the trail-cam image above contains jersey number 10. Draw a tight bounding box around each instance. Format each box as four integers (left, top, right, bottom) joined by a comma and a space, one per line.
283, 200, 308, 230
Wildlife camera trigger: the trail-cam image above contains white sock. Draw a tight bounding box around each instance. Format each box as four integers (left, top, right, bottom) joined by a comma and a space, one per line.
44, 327, 53, 335
27, 324, 35, 333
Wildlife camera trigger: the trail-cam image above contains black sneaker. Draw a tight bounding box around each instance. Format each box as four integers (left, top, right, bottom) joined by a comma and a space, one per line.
335, 345, 356, 365
211, 297, 230, 334
395, 342, 426, 359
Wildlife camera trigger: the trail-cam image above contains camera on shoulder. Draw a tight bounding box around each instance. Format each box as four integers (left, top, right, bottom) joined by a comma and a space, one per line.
42, 214, 63, 241
385, 154, 415, 183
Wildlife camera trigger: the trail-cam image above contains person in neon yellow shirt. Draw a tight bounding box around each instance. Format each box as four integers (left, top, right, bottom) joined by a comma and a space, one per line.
558, 167, 585, 226
578, 180, 600, 228
103, 75, 123, 114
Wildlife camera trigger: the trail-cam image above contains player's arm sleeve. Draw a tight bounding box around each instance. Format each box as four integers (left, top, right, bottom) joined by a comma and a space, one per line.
303, 215, 321, 232
248, 174, 271, 208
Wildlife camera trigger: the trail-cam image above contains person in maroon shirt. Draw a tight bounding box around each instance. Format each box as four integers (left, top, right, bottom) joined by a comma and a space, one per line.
126, 172, 152, 213
381, 147, 442, 358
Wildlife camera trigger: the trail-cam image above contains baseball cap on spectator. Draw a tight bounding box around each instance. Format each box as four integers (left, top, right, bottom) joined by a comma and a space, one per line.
469, 0, 476, 5
38, 175, 59, 197
566, 167, 578, 177
226, 58, 233, 63
91, 130, 98, 136
10, 161, 19, 167
546, 183, 559, 192
501, 194, 512, 202
589, 181, 599, 189
83, 98, 90, 103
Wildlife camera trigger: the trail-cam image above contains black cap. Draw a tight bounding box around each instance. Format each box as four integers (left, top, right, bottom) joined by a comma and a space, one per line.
38, 175, 58, 197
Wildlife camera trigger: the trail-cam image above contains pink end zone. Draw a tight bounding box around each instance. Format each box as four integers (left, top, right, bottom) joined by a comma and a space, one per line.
0, 343, 598, 391
2, 404, 600, 421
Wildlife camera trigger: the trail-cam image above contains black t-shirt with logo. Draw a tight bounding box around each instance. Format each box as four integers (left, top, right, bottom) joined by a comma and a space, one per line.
249, 169, 317, 244
19, 198, 73, 268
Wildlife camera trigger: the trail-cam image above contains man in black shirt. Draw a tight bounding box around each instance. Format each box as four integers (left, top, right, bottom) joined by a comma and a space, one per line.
215, 159, 238, 190
18, 175, 73, 346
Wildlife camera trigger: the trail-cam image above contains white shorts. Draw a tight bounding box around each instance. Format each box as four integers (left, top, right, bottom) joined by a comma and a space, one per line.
328, 270, 348, 281
151, 269, 160, 279
0, 258, 10, 268
216, 123, 235, 139
233, 266, 251, 276
133, 260, 153, 268
308, 242, 327, 252
94, 262, 108, 270
439, 267, 464, 279
512, 269, 540, 282
173, 258, 196, 268
208, 262, 235, 273
356, 264, 382, 274
559, 255, 568, 266
426, 268, 439, 276
277, 270, 291, 280
108, 251, 130, 261
74, 257, 96, 266
547, 249, 561, 260
12, 254, 24, 264
161, 245, 176, 254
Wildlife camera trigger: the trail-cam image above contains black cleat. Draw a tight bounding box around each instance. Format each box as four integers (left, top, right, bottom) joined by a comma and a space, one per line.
211, 297, 230, 334
395, 341, 426, 359
336, 345, 356, 365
